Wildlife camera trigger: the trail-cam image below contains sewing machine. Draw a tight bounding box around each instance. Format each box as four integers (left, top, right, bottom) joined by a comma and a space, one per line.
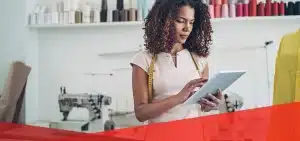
57, 86, 115, 132
218, 91, 244, 114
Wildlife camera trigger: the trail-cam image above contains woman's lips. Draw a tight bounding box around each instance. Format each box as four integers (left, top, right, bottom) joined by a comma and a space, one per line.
180, 35, 189, 38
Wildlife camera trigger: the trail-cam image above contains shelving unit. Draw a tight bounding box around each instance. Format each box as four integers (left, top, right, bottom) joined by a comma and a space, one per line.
212, 15, 300, 22
27, 21, 143, 29
26, 16, 300, 29
98, 49, 141, 56
98, 49, 142, 56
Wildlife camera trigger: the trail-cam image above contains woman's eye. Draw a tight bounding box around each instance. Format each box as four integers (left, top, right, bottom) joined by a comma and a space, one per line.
176, 19, 185, 23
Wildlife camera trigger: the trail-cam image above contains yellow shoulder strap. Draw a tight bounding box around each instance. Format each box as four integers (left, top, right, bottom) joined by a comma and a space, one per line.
147, 52, 201, 103
148, 55, 157, 103
189, 52, 202, 76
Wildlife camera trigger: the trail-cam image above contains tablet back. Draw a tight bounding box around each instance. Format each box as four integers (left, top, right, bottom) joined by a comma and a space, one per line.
184, 70, 246, 105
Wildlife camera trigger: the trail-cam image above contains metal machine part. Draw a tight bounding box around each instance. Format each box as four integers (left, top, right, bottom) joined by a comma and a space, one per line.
58, 86, 115, 132
219, 92, 244, 113
104, 109, 115, 131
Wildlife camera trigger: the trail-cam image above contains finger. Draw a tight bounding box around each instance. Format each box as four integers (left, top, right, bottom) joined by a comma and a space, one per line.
187, 91, 196, 97
200, 98, 217, 107
190, 78, 208, 84
188, 90, 196, 97
201, 78, 208, 82
207, 93, 220, 105
192, 80, 208, 87
216, 89, 222, 99
200, 102, 214, 112
193, 82, 205, 87
199, 78, 208, 83
188, 83, 205, 91
204, 104, 215, 110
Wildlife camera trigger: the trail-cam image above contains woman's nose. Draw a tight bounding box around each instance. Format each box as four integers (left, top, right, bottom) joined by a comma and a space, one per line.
183, 24, 191, 32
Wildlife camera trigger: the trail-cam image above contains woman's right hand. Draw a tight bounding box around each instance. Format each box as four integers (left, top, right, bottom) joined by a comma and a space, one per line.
176, 78, 208, 103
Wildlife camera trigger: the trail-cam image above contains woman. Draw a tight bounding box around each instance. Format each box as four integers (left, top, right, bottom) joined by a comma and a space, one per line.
130, 0, 222, 123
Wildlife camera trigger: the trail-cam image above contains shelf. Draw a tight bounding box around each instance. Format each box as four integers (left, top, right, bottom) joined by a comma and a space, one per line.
212, 15, 300, 22
98, 49, 141, 56
27, 16, 300, 29
27, 21, 143, 29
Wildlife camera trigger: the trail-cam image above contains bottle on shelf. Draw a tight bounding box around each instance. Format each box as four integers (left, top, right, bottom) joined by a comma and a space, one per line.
82, 2, 91, 23
137, 0, 143, 21
257, 2, 265, 16
75, 8, 82, 23
242, 0, 249, 17
57, 1, 65, 24
221, 0, 229, 18
113, 0, 120, 22
27, 0, 300, 26
128, 0, 137, 21
92, 4, 101, 23
119, 0, 129, 21
51, 3, 60, 24
101, 0, 108, 22
228, 0, 236, 18
279, 1, 285, 16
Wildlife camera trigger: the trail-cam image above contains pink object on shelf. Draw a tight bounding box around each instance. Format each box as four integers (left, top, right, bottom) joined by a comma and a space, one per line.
257, 2, 265, 16
229, 4, 236, 17
249, 0, 257, 16
279, 1, 285, 16
272, 2, 279, 16
221, 4, 229, 17
209, 5, 215, 18
236, 3, 243, 17
215, 4, 221, 18
243, 3, 249, 16
265, 0, 272, 16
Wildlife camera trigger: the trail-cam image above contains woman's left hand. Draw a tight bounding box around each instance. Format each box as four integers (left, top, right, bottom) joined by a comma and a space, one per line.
197, 89, 222, 112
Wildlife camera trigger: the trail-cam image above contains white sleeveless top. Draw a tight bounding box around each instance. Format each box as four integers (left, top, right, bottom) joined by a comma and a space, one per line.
130, 49, 209, 123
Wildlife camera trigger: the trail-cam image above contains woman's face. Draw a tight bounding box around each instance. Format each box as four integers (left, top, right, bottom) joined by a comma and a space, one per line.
173, 5, 195, 44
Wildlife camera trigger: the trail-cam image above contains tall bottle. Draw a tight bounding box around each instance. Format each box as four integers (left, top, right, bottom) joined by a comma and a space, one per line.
118, 0, 128, 21
137, 0, 143, 21
128, 0, 137, 21
113, 0, 121, 21
82, 3, 91, 23
117, 0, 124, 10
101, 0, 108, 22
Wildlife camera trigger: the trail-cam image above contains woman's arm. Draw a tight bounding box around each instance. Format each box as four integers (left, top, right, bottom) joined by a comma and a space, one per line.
131, 65, 183, 122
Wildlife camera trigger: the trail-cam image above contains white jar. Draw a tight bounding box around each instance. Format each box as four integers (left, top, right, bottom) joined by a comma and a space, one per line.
82, 4, 91, 23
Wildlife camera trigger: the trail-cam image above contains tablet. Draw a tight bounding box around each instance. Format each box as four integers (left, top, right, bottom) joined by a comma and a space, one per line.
183, 70, 247, 105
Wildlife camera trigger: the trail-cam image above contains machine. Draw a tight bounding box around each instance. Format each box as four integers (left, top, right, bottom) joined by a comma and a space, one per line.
57, 86, 115, 132
217, 91, 244, 114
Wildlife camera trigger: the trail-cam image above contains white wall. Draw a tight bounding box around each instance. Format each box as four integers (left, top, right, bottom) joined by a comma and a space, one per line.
0, 0, 40, 123
33, 20, 300, 122
210, 21, 300, 109
0, 0, 26, 86
1, 0, 299, 125
36, 26, 144, 121
25, 0, 40, 123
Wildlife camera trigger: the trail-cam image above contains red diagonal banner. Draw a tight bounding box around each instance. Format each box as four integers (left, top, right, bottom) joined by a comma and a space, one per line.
0, 102, 300, 141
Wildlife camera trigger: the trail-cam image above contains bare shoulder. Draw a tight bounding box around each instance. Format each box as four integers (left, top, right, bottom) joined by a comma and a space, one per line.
132, 49, 153, 61
191, 52, 210, 66
131, 49, 154, 73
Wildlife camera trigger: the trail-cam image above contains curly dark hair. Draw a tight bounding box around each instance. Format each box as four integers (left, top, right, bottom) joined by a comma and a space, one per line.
143, 0, 213, 58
